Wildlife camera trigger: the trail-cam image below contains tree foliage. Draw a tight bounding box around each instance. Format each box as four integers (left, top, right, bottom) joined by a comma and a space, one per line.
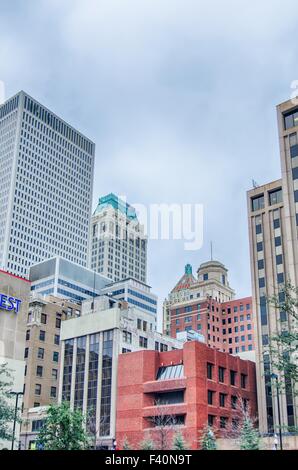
139, 437, 154, 450
239, 415, 260, 450
200, 425, 217, 450
268, 282, 298, 387
173, 431, 188, 450
122, 436, 131, 450
0, 363, 17, 441
36, 402, 90, 450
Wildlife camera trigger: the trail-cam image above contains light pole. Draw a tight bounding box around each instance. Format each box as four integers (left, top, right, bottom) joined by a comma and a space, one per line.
271, 373, 283, 450
9, 391, 24, 451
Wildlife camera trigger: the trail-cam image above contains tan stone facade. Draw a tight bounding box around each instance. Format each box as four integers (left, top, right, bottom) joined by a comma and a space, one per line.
0, 269, 31, 449
247, 98, 298, 435
20, 295, 81, 449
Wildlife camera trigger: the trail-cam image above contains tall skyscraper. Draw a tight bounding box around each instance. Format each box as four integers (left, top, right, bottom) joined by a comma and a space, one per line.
247, 98, 298, 434
89, 193, 147, 283
0, 91, 95, 277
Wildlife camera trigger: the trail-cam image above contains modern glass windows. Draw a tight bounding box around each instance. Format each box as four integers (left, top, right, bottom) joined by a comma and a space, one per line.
87, 333, 100, 418
156, 364, 184, 380
100, 330, 113, 436
269, 188, 282, 205
74, 336, 86, 410
284, 109, 298, 130
62, 339, 74, 401
251, 195, 264, 211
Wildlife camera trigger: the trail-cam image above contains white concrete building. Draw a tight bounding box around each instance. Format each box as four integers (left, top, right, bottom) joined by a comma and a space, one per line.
0, 91, 95, 277
89, 194, 147, 284
58, 295, 182, 448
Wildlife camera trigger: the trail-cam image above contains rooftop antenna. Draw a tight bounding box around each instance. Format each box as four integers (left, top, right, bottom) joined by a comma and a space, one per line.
210, 241, 213, 261
252, 179, 259, 189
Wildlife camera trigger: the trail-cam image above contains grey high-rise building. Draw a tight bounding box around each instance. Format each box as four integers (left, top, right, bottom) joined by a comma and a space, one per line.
0, 91, 95, 277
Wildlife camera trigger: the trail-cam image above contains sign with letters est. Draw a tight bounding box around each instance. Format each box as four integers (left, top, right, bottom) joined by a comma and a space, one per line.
0, 293, 22, 313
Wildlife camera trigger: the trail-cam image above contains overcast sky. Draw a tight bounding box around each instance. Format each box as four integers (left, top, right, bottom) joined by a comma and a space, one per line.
1, 0, 298, 323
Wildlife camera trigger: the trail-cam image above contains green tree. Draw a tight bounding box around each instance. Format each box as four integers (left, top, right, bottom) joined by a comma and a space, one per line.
267, 282, 298, 433
173, 431, 187, 450
200, 425, 217, 450
0, 363, 17, 442
122, 436, 131, 450
268, 282, 298, 387
139, 437, 154, 450
36, 402, 90, 450
239, 415, 260, 450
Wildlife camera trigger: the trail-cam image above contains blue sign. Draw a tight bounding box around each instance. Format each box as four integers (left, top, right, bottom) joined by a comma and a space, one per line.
0, 293, 22, 313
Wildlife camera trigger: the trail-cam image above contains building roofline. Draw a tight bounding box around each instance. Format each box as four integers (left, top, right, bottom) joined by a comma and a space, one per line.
0, 269, 31, 283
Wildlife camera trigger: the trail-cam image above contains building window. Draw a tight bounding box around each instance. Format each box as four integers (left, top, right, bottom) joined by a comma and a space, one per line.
256, 242, 263, 252
154, 390, 184, 405
52, 368, 58, 380
218, 366, 225, 383
230, 370, 237, 386
219, 393, 226, 407
241, 374, 247, 389
203, 273, 208, 281
208, 390, 215, 405
251, 195, 264, 211
50, 387, 57, 398
37, 348, 44, 359
284, 109, 298, 130
56, 316, 61, 329
100, 330, 113, 436
26, 330, 30, 341
41, 313, 47, 324
54, 334, 60, 345
74, 336, 86, 410
35, 384, 41, 396
53, 351, 59, 362
156, 364, 184, 380
231, 395, 238, 410
123, 330, 132, 343
32, 419, 45, 432
24, 347, 29, 358
207, 362, 213, 380
62, 339, 74, 402
269, 188, 282, 205
220, 416, 228, 429
137, 318, 142, 329
39, 330, 46, 341
208, 415, 215, 427
36, 366, 43, 377
139, 336, 148, 348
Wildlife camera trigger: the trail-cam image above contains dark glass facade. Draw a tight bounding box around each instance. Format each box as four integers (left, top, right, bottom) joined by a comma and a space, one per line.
100, 330, 114, 436
74, 336, 86, 409
62, 339, 74, 401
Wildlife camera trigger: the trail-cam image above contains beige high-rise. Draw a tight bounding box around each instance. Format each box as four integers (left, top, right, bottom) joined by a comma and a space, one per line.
247, 98, 298, 434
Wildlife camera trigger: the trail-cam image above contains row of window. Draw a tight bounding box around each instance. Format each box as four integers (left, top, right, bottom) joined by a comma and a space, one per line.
207, 363, 247, 388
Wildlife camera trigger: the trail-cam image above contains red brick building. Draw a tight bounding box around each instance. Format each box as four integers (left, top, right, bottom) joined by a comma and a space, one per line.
169, 296, 255, 354
116, 340, 257, 450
